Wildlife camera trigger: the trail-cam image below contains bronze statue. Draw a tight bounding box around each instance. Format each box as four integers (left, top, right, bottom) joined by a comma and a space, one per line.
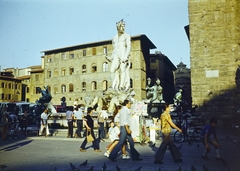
36, 86, 52, 106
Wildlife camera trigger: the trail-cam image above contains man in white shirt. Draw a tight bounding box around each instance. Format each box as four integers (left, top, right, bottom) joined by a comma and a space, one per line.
74, 105, 84, 138
66, 107, 74, 138
109, 100, 142, 161
98, 106, 108, 140
39, 109, 50, 136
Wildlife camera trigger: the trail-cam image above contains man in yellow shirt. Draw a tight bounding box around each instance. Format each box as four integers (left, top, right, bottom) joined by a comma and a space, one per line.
154, 103, 183, 164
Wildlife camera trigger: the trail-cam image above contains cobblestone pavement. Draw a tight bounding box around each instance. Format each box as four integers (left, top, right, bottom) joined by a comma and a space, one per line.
0, 128, 240, 171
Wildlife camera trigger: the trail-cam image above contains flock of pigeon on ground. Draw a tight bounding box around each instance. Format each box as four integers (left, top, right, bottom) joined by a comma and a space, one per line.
1, 135, 239, 171
52, 160, 227, 171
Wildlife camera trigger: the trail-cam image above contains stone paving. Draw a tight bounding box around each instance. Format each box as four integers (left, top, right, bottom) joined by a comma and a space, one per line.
0, 128, 240, 171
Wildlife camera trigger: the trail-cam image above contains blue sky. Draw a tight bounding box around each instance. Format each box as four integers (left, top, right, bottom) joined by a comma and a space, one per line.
0, 0, 190, 70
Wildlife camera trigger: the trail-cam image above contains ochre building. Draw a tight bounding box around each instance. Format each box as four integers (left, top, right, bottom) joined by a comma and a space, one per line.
41, 35, 156, 106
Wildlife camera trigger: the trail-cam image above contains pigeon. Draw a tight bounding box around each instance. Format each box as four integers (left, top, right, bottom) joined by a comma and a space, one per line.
226, 136, 231, 141
116, 165, 121, 171
177, 165, 182, 171
70, 163, 79, 171
233, 140, 240, 147
191, 164, 196, 171
79, 160, 88, 166
222, 159, 228, 165
134, 166, 142, 171
101, 163, 107, 171
0, 165, 7, 169
87, 166, 94, 171
203, 164, 210, 171
177, 144, 182, 149
54, 167, 60, 171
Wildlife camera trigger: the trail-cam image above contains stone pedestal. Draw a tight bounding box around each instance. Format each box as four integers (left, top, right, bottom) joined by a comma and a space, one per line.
147, 102, 164, 119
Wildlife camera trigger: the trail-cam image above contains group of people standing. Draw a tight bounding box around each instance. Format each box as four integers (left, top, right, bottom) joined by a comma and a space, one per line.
1, 108, 29, 140
65, 105, 84, 138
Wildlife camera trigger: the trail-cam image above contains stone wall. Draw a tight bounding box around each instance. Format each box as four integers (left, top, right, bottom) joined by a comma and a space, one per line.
189, 0, 240, 125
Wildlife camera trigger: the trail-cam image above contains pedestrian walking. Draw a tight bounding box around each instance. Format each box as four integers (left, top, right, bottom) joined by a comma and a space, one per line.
154, 103, 183, 164
79, 107, 101, 152
108, 99, 142, 161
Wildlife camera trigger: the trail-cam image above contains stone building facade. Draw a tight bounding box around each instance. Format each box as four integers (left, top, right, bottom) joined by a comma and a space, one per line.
41, 34, 156, 106
0, 71, 21, 102
189, 0, 240, 121
0, 66, 44, 103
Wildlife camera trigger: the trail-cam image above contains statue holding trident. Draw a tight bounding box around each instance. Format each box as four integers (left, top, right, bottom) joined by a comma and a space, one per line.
106, 19, 131, 91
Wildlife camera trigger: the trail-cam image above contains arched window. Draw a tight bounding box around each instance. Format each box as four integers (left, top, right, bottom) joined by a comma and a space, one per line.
103, 62, 108, 72
92, 64, 97, 73
35, 75, 39, 81
8, 94, 11, 100
103, 47, 108, 55
92, 48, 96, 55
62, 53, 66, 59
54, 69, 58, 77
82, 82, 86, 92
82, 65, 86, 74
69, 67, 74, 75
62, 68, 66, 76
1, 82, 4, 88
69, 83, 74, 92
1, 93, 4, 99
130, 78, 133, 88
8, 83, 11, 89
47, 70, 51, 78
61, 84, 66, 93
92, 81, 97, 90
102, 80, 108, 90
54, 85, 58, 93
83, 50, 86, 56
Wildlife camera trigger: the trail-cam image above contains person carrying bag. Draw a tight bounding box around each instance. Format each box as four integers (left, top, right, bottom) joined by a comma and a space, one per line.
79, 107, 101, 152
87, 129, 94, 142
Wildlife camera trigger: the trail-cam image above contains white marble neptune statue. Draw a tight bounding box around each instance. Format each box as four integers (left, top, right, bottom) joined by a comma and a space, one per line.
106, 19, 131, 92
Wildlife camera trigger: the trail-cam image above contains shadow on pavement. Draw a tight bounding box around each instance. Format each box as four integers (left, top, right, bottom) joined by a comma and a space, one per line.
0, 140, 33, 152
